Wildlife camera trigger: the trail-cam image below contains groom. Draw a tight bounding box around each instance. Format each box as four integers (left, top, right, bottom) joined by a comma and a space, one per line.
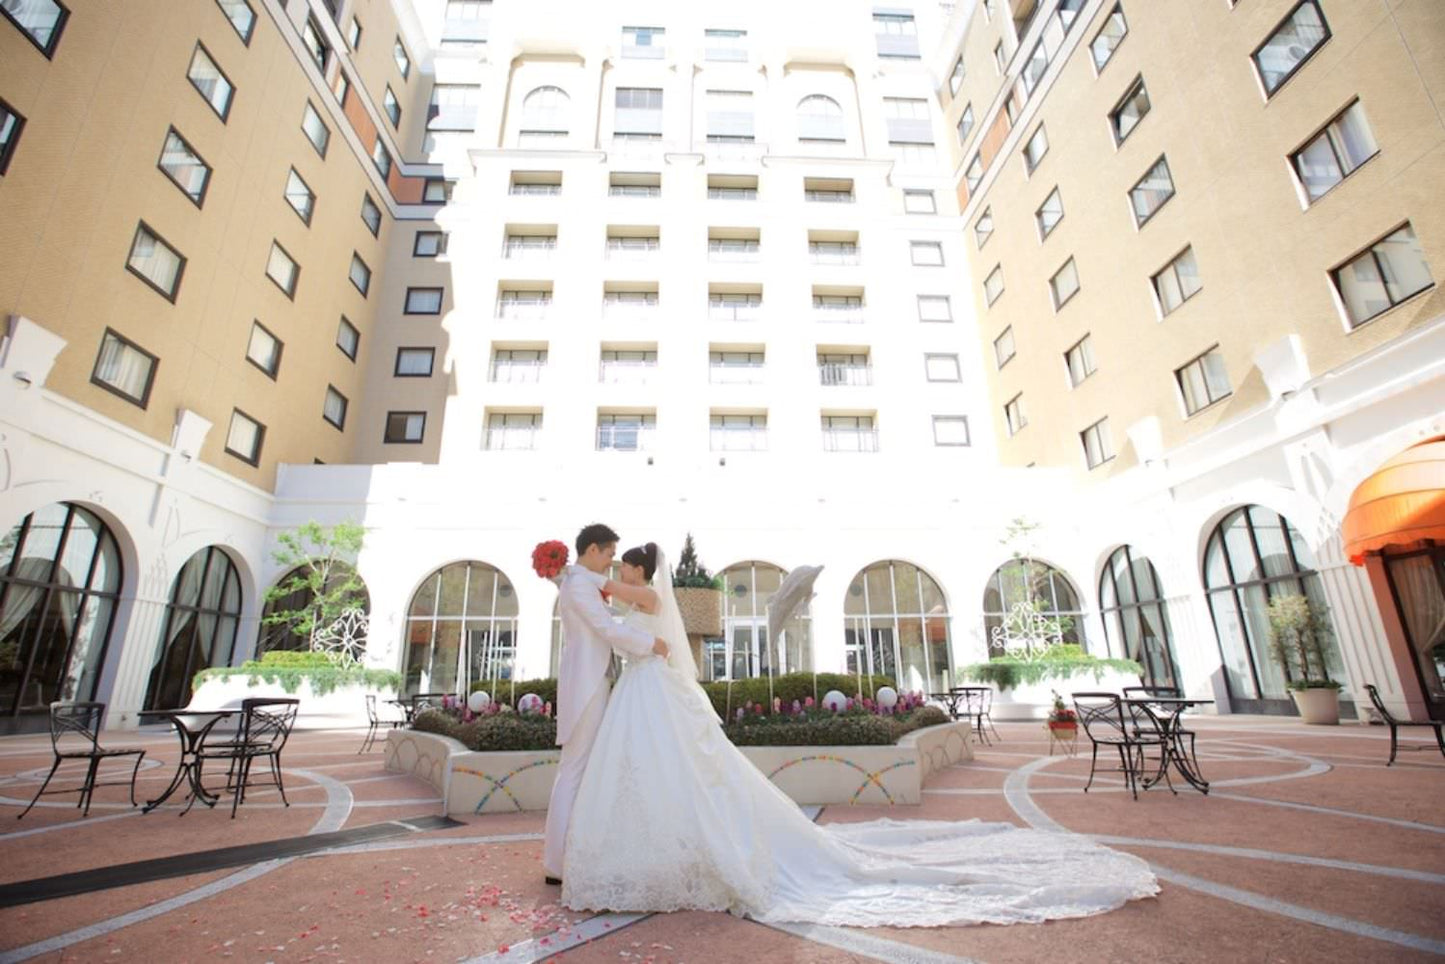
543, 523, 669, 885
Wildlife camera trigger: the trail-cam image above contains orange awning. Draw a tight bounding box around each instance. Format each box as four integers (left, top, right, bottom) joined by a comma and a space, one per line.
1342, 438, 1445, 565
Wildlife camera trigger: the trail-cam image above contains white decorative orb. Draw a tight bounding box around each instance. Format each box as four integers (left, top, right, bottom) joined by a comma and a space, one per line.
467, 691, 491, 713
822, 690, 847, 712
518, 693, 544, 714
875, 686, 898, 709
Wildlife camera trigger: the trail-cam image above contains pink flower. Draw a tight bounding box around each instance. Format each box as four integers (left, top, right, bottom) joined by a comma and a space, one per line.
543, 702, 552, 718
804, 696, 815, 708
845, 698, 855, 711
772, 697, 781, 713
753, 703, 763, 715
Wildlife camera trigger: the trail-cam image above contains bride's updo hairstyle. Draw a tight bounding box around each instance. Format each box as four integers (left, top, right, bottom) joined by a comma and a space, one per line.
621, 542, 659, 581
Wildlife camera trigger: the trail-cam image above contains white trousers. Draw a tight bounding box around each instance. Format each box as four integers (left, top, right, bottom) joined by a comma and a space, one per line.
543, 682, 608, 878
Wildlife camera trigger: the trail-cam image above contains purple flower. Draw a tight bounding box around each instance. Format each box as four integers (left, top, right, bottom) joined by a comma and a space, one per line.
845, 698, 855, 711
791, 700, 802, 715
736, 708, 745, 721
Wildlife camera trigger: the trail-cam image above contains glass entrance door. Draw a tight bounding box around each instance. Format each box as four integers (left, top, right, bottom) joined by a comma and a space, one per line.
726, 618, 769, 679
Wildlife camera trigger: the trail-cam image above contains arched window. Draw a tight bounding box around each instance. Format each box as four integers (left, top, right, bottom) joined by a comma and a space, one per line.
520, 85, 570, 145
982, 559, 1084, 656
1204, 505, 1343, 707
405, 562, 517, 694
0, 503, 122, 731
257, 564, 371, 655
551, 562, 622, 678
1099, 546, 1179, 689
144, 546, 242, 710
844, 561, 951, 692
715, 561, 812, 681
797, 94, 845, 142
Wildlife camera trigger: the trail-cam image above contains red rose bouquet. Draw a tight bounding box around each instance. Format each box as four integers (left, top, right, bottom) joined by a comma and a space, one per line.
532, 540, 569, 580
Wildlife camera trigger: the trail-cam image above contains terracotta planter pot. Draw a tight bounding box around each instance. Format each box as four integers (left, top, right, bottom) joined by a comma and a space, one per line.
1047, 721, 1078, 733
1290, 687, 1340, 725
675, 587, 723, 636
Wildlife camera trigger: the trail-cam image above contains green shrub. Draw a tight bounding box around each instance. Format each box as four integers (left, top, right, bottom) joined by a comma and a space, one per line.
469, 677, 558, 708
413, 707, 558, 751
959, 656, 1142, 691
724, 705, 948, 746
193, 650, 402, 697
700, 672, 899, 719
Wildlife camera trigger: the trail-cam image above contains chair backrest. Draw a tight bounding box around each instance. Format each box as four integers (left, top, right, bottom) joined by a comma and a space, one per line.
365, 693, 379, 723
1364, 684, 1395, 724
1072, 692, 1126, 742
239, 697, 301, 753
49, 702, 105, 755
1122, 698, 1168, 738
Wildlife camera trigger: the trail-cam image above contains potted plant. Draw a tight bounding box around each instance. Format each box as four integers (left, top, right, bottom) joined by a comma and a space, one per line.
1266, 594, 1343, 725
672, 533, 724, 636
1046, 690, 1078, 733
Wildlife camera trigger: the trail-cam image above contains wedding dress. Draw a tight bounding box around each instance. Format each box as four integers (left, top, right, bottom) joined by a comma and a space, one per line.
562, 558, 1158, 927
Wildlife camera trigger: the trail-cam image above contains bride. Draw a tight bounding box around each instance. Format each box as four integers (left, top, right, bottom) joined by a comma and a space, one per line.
563, 543, 1158, 927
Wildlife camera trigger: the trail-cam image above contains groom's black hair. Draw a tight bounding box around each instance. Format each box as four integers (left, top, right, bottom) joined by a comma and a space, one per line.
576, 523, 621, 557
621, 542, 659, 581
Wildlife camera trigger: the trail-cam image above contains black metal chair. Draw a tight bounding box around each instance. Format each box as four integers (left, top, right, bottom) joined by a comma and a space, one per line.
1365, 684, 1445, 766
197, 697, 300, 817
950, 687, 1000, 746
359, 693, 404, 753
18, 702, 146, 819
1123, 685, 1197, 773
1073, 692, 1172, 800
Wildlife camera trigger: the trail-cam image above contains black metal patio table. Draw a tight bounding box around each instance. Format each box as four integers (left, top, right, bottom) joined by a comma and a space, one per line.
388, 693, 452, 723
137, 709, 239, 814
1123, 697, 1213, 793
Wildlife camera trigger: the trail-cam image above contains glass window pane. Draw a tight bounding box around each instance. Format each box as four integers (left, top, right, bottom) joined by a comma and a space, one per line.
1375, 225, 1433, 306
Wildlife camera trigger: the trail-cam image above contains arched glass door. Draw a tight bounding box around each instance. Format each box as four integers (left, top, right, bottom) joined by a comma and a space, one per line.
843, 561, 951, 692
1099, 546, 1180, 689
405, 562, 517, 694
144, 546, 242, 709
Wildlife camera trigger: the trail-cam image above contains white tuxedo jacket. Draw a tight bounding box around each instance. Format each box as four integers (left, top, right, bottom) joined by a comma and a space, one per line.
555, 565, 654, 745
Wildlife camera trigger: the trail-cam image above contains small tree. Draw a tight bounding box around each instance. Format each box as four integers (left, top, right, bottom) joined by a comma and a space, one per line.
261, 521, 367, 660
1266, 594, 1337, 687
673, 533, 721, 589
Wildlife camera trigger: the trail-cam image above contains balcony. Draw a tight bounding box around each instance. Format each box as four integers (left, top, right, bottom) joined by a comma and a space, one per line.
707, 241, 759, 263
823, 430, 880, 452
804, 189, 854, 203
495, 297, 551, 320
709, 364, 764, 385
490, 362, 546, 383
709, 300, 761, 322
809, 245, 860, 266
596, 426, 654, 452
819, 363, 873, 387
598, 360, 656, 383
602, 298, 660, 321
605, 239, 660, 260
813, 301, 864, 323
502, 239, 556, 260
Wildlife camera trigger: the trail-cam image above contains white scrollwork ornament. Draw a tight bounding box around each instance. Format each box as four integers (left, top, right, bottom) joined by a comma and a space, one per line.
311, 607, 370, 664
989, 602, 1064, 661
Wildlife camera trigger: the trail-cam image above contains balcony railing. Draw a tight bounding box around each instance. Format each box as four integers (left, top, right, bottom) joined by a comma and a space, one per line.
810, 246, 860, 266
710, 430, 768, 452
598, 360, 656, 383
605, 239, 660, 259
709, 301, 761, 322
804, 189, 854, 203
502, 239, 556, 258
596, 427, 654, 451
707, 242, 759, 262
709, 365, 764, 384
490, 362, 546, 383
707, 187, 757, 200
813, 303, 864, 323
496, 299, 551, 320
819, 364, 873, 386
823, 430, 880, 452
602, 299, 659, 320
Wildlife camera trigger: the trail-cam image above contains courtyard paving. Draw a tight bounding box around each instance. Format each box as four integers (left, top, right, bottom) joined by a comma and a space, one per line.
0, 716, 1441, 963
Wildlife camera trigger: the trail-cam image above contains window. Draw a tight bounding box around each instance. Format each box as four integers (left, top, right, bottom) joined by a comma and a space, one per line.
809, 236, 859, 265
510, 170, 562, 195
127, 223, 186, 301
395, 347, 435, 377
817, 352, 869, 386
485, 412, 542, 450
284, 168, 315, 224
984, 265, 1004, 305
903, 189, 936, 214
822, 415, 878, 452
91, 329, 157, 408
1099, 545, 1181, 691
597, 413, 656, 452
984, 559, 1083, 656
0, 98, 22, 176
963, 155, 983, 193
215, 0, 255, 45
797, 95, 845, 142
933, 416, 970, 447
301, 16, 330, 71
1332, 223, 1434, 329
917, 295, 952, 323
506, 230, 559, 258
925, 353, 961, 382
884, 97, 933, 146
519, 85, 570, 144
813, 292, 864, 322
949, 56, 965, 96
1081, 417, 1113, 468
975, 207, 994, 248
956, 104, 974, 145
1004, 394, 1027, 435
323, 386, 347, 430
708, 291, 761, 322
361, 193, 382, 236
707, 174, 757, 200
1023, 124, 1049, 173
709, 350, 763, 384
705, 28, 748, 62
384, 411, 426, 444
1021, 35, 1051, 94
245, 321, 282, 377
873, 12, 920, 59
348, 252, 370, 296
302, 102, 330, 157
371, 140, 392, 178
336, 317, 359, 360
384, 86, 401, 127
405, 286, 444, 314
347, 16, 361, 48
1292, 100, 1378, 202
1253, 1, 1329, 97
1111, 77, 1151, 143
424, 178, 454, 203
1036, 188, 1063, 239
1130, 156, 1175, 226
604, 287, 660, 317
1091, 4, 1127, 72
394, 37, 411, 79
706, 89, 754, 143
803, 177, 853, 202
428, 84, 482, 140
845, 559, 952, 687
1153, 247, 1202, 316
1176, 347, 1231, 414
187, 44, 234, 121
442, 0, 488, 47
492, 348, 548, 382
157, 128, 210, 205
1050, 257, 1080, 310
2, 0, 68, 56
614, 87, 663, 139
263, 242, 299, 300
622, 25, 665, 58
332, 70, 350, 105
1065, 335, 1096, 386
225, 409, 265, 465
710, 413, 767, 451
600, 348, 656, 383
993, 328, 1016, 368
993, 41, 1006, 74
498, 288, 552, 318
610, 172, 660, 197
707, 231, 756, 261
911, 241, 944, 266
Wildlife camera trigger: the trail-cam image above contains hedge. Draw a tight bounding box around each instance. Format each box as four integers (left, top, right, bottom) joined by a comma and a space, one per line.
723, 705, 949, 746
413, 708, 557, 752
193, 649, 401, 697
